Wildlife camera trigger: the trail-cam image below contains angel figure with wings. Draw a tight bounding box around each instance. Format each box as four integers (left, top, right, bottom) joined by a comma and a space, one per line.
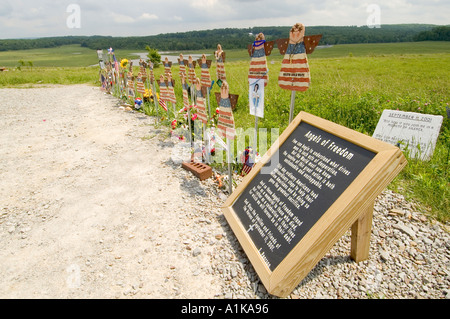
163, 57, 172, 77
181, 73, 190, 111
217, 81, 236, 141
248, 32, 274, 87
178, 53, 187, 80
277, 23, 322, 92
187, 55, 197, 85
195, 78, 208, 125
215, 44, 226, 82
166, 72, 176, 105
199, 54, 212, 89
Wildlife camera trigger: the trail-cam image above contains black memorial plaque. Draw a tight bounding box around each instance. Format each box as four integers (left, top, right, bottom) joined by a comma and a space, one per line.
232, 122, 376, 271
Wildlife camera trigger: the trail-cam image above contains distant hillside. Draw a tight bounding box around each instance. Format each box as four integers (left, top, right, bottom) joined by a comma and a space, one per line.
414, 26, 450, 41
0, 24, 443, 52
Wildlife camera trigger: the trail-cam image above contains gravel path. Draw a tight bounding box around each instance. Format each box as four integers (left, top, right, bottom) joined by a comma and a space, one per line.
0, 85, 448, 299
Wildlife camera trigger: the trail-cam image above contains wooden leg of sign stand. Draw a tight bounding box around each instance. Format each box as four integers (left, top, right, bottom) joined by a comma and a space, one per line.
350, 201, 374, 263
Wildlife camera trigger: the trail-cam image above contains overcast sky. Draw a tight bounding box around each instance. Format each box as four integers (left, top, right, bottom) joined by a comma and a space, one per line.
0, 0, 448, 39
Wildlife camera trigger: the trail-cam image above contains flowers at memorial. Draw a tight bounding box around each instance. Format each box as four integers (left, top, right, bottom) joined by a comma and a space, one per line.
178, 104, 195, 114
143, 88, 154, 102
120, 59, 129, 68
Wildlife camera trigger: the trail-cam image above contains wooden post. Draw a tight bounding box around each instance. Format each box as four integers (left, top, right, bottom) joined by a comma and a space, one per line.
253, 116, 258, 164
350, 201, 374, 262
227, 138, 233, 194
289, 91, 296, 123
152, 81, 159, 126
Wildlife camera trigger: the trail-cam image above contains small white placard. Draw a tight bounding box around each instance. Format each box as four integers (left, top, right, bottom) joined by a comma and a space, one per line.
373, 110, 443, 160
249, 78, 264, 118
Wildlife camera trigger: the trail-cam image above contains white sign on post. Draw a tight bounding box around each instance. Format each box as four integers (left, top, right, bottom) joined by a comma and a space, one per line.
372, 110, 443, 160
249, 78, 264, 118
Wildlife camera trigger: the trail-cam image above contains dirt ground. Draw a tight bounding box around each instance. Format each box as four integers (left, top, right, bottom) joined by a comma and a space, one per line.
0, 85, 226, 298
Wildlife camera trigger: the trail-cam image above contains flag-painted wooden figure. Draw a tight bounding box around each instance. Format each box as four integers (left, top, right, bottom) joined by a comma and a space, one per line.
217, 81, 237, 140
159, 74, 168, 104
136, 73, 146, 95
198, 54, 212, 89
148, 61, 155, 84
164, 57, 172, 76
187, 55, 197, 85
181, 73, 190, 111
166, 72, 177, 104
247, 33, 274, 87
195, 78, 208, 125
215, 44, 226, 82
277, 23, 322, 92
178, 53, 187, 80
127, 72, 135, 97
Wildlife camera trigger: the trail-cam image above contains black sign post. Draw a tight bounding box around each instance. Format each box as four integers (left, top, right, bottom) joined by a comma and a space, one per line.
222, 112, 407, 297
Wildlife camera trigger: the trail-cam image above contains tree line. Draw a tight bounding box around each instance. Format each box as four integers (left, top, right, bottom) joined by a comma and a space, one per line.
413, 26, 450, 41
0, 24, 446, 52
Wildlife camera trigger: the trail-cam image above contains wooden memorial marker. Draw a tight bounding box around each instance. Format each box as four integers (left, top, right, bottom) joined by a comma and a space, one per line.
222, 112, 407, 297
215, 44, 226, 82
214, 92, 239, 111
198, 54, 213, 119
276, 23, 322, 123
217, 81, 238, 194
136, 73, 146, 95
148, 61, 155, 84
178, 53, 187, 80
195, 78, 208, 125
127, 73, 135, 97
187, 55, 197, 85
181, 73, 190, 110
247, 32, 274, 87
198, 54, 212, 89
158, 75, 169, 115
166, 73, 177, 104
247, 32, 273, 167
163, 57, 172, 76
217, 81, 237, 141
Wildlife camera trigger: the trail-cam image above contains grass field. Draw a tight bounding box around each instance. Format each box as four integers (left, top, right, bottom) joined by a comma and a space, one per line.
0, 41, 448, 222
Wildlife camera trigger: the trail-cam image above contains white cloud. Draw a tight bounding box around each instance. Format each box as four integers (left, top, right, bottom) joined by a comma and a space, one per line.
139, 13, 159, 20
110, 12, 135, 24
190, 0, 219, 9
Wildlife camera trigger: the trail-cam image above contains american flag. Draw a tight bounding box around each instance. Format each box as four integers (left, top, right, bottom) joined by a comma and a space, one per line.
241, 148, 255, 176
159, 99, 167, 111
242, 164, 253, 176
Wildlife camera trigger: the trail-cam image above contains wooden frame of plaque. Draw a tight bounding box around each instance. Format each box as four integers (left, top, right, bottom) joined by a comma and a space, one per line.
222, 111, 407, 297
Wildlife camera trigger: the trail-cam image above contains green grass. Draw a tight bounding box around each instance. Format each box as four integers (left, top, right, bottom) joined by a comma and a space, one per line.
0, 45, 98, 67
0, 45, 145, 68
0, 67, 99, 87
309, 41, 450, 58
0, 42, 448, 222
